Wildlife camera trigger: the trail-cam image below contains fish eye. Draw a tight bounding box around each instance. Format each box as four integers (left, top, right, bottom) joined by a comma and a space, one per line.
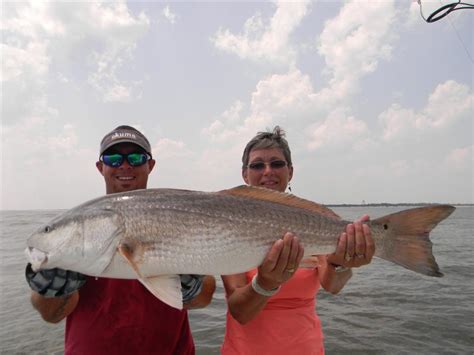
44, 225, 52, 233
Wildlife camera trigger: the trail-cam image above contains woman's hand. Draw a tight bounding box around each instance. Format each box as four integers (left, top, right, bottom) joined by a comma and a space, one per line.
256, 232, 304, 291
326, 215, 375, 268
222, 232, 304, 324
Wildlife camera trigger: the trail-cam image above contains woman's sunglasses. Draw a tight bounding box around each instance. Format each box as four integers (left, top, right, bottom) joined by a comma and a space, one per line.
247, 160, 287, 170
101, 153, 150, 168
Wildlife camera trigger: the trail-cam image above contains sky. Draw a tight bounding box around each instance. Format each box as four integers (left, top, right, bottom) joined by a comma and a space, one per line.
1, 0, 473, 210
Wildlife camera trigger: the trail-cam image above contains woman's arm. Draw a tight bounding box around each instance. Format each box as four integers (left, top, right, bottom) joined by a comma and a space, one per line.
320, 216, 375, 294
318, 256, 353, 294
222, 233, 304, 324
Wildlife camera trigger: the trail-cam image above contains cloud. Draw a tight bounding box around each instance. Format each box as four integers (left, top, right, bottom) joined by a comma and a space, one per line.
380, 80, 473, 140
154, 138, 192, 160
1, 42, 49, 82
207, 1, 405, 153
420, 80, 473, 128
379, 104, 419, 141
318, 0, 398, 98
202, 69, 318, 143
202, 101, 245, 142
445, 145, 473, 170
2, 1, 150, 103
202, 65, 376, 154
212, 0, 311, 66
250, 69, 317, 116
3, 119, 78, 168
47, 124, 79, 154
306, 108, 369, 151
1, 118, 102, 210
162, 6, 177, 24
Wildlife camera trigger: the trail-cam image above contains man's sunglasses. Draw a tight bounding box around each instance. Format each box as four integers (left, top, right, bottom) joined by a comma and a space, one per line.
247, 160, 287, 170
101, 153, 150, 168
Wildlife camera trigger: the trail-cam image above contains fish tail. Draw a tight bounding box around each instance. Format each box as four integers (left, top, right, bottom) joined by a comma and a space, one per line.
372, 205, 455, 277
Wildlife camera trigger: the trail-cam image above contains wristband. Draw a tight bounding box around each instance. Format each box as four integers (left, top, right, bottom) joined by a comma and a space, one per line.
251, 274, 280, 297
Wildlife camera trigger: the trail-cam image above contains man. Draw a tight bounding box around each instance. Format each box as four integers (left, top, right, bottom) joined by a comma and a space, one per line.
26, 125, 216, 354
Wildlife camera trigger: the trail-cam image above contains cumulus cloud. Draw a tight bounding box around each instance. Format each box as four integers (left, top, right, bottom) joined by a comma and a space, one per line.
162, 6, 177, 24
1, 2, 149, 208
201, 65, 376, 155
380, 80, 473, 140
3, 119, 78, 169
1, 42, 49, 82
420, 80, 473, 128
379, 104, 420, 141
306, 108, 369, 151
1, 118, 99, 209
154, 138, 192, 160
212, 0, 311, 66
2, 1, 150, 103
202, 69, 318, 143
202, 101, 245, 142
207, 1, 404, 154
318, 0, 398, 98
47, 124, 79, 153
445, 145, 473, 170
250, 70, 317, 116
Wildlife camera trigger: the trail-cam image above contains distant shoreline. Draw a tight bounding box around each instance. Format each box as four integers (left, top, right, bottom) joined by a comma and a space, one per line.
326, 203, 473, 207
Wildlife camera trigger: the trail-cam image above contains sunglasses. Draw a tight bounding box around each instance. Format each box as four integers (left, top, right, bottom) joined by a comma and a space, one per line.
247, 160, 287, 170
101, 152, 150, 168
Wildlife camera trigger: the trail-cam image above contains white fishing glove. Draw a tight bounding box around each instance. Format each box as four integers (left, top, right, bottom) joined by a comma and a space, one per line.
25, 263, 87, 297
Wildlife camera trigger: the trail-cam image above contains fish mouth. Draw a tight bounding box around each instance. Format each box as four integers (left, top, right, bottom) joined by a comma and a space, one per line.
25, 247, 48, 272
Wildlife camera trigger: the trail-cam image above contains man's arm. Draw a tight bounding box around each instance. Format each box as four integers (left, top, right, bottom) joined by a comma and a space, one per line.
26, 264, 86, 323
31, 291, 79, 323
183, 275, 216, 309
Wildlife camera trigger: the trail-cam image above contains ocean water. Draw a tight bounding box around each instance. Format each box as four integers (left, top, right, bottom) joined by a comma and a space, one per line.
1, 206, 473, 354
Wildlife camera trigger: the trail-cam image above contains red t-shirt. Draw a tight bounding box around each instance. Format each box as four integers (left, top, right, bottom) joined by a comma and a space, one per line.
65, 277, 194, 355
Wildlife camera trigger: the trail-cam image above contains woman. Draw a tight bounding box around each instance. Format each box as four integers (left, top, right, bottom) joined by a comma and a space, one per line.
221, 126, 375, 355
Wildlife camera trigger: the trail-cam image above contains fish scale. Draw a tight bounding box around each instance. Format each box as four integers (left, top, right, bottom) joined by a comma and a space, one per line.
98, 190, 341, 274
25, 185, 455, 308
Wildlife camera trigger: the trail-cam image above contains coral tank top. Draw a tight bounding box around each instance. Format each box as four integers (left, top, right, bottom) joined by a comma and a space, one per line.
222, 267, 324, 355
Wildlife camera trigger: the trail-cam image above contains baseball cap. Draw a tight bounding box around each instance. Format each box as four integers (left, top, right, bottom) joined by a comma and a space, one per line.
99, 125, 152, 157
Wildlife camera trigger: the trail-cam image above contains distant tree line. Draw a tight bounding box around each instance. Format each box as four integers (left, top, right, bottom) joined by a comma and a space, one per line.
325, 203, 473, 207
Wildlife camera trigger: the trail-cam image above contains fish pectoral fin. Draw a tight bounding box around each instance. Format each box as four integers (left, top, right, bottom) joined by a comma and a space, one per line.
139, 275, 183, 310
118, 244, 145, 278
117, 244, 184, 309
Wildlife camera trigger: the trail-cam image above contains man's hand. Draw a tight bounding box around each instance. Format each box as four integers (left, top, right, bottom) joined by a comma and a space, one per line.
180, 274, 204, 303
182, 275, 216, 309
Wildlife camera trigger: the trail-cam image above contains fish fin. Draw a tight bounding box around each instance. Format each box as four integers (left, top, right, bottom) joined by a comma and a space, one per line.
118, 244, 145, 278
219, 185, 340, 219
373, 205, 455, 277
118, 244, 183, 309
139, 275, 183, 310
